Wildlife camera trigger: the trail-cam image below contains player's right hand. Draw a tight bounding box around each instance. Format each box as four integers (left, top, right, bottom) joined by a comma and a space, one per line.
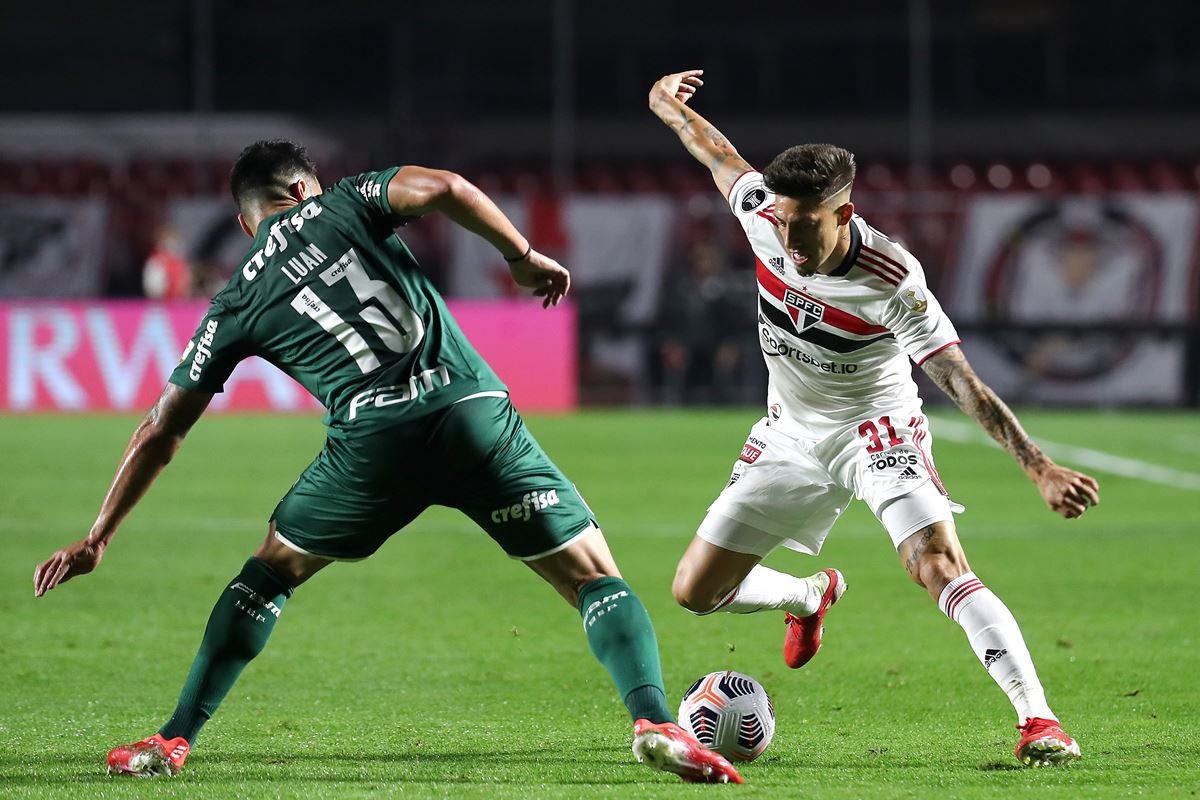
649, 69, 705, 116
1035, 464, 1100, 519
34, 538, 105, 597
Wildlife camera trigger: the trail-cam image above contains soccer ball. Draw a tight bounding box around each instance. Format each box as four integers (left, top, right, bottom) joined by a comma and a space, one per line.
678, 671, 775, 762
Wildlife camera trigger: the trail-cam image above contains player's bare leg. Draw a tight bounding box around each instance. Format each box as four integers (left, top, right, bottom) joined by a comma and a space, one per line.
671, 536, 761, 614
898, 520, 1080, 766
672, 534, 845, 668
108, 524, 331, 777
527, 526, 742, 784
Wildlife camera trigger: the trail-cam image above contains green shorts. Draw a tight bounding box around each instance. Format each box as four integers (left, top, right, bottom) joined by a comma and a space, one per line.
270, 394, 597, 561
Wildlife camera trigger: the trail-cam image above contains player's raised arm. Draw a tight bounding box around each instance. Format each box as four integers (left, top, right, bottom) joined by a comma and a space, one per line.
919, 344, 1100, 519
648, 69, 754, 198
33, 383, 213, 597
386, 166, 569, 308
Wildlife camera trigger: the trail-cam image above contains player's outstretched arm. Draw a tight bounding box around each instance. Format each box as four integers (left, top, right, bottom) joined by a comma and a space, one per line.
648, 69, 754, 198
33, 383, 212, 597
920, 345, 1100, 519
386, 166, 568, 308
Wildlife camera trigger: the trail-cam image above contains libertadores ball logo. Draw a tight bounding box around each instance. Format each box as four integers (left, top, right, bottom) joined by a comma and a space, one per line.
740, 187, 768, 212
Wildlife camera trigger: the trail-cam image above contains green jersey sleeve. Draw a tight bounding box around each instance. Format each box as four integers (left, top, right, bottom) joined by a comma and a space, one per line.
335, 168, 416, 228
169, 301, 256, 393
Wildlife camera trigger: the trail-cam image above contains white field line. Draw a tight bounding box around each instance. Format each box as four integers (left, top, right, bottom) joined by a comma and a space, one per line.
9, 420, 1194, 544
928, 415, 1200, 492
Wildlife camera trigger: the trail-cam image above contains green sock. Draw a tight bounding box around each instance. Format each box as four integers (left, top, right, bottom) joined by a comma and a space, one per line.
159, 558, 292, 744
577, 576, 674, 724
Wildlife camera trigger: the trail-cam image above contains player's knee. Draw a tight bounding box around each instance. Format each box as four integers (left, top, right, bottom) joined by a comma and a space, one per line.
671, 572, 721, 614
913, 549, 969, 596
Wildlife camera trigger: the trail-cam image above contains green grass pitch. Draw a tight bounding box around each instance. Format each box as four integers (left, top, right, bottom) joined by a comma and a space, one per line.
2, 408, 1197, 798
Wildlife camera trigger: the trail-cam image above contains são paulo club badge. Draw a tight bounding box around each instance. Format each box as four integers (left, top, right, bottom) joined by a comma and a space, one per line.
783, 288, 824, 331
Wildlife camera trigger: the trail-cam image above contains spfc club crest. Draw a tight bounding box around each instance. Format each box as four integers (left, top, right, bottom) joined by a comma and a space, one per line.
783, 288, 824, 331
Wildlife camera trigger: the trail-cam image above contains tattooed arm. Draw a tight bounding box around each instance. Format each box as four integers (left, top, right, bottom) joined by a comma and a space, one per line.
648, 69, 753, 197
920, 344, 1100, 519
33, 383, 213, 596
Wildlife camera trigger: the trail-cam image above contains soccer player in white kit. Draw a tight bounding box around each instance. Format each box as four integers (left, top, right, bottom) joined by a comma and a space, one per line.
649, 70, 1100, 767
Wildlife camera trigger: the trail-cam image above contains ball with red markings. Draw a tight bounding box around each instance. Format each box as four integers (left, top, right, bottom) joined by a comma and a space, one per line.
678, 670, 775, 762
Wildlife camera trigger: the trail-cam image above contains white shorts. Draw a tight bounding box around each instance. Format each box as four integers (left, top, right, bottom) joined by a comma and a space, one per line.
697, 412, 962, 558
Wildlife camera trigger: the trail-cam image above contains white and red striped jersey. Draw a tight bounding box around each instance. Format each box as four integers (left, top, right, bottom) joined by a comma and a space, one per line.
727, 170, 960, 433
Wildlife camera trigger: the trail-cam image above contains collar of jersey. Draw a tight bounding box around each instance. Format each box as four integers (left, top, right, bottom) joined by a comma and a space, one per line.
253, 203, 305, 242
824, 216, 863, 279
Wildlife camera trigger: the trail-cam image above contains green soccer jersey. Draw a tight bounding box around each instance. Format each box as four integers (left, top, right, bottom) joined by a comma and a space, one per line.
170, 167, 507, 437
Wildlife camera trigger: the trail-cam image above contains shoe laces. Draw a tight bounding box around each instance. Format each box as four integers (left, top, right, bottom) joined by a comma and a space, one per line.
1017, 716, 1058, 734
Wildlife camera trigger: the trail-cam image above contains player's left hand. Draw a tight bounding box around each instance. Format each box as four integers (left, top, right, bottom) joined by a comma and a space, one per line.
1035, 464, 1100, 519
509, 249, 571, 308
33, 538, 105, 597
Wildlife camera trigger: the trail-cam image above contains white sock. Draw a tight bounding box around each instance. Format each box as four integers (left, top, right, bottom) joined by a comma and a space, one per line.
705, 565, 824, 617
938, 572, 1055, 723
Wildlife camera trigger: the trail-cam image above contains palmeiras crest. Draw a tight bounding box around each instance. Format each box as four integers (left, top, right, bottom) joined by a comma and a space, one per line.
783, 288, 824, 331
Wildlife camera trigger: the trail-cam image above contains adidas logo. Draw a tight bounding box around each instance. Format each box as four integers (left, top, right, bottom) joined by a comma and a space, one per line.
899, 466, 920, 480
768, 256, 785, 274
984, 648, 1008, 669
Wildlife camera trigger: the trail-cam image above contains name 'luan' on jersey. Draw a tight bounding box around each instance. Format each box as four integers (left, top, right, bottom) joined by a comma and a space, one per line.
728, 171, 960, 433
170, 167, 506, 437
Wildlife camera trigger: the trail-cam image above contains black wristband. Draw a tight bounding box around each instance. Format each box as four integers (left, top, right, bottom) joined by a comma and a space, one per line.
504, 244, 532, 263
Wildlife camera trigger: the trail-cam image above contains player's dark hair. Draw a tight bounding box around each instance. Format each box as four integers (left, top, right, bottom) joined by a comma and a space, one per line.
229, 139, 318, 213
762, 143, 856, 203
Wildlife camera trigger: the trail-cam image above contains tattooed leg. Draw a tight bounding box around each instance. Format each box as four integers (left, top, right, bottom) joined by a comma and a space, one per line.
897, 521, 970, 600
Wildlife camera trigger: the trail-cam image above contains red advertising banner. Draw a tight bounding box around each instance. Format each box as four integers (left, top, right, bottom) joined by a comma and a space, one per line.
0, 300, 576, 413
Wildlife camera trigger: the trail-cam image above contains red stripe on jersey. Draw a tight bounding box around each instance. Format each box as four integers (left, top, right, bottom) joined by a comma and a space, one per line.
861, 245, 908, 274
856, 260, 902, 286
755, 257, 789, 301
858, 251, 906, 281
915, 340, 961, 366
755, 259, 889, 335
755, 206, 780, 227
913, 419, 948, 495
822, 305, 890, 336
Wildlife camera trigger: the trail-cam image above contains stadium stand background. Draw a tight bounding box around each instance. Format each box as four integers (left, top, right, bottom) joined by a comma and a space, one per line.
1, 0, 1197, 407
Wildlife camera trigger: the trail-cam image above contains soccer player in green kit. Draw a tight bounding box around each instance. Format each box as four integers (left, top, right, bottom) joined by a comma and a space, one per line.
32, 140, 741, 785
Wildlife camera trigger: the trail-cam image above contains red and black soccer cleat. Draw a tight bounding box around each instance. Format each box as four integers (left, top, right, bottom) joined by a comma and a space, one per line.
1015, 717, 1081, 767
783, 568, 846, 669
632, 718, 744, 784
106, 733, 190, 777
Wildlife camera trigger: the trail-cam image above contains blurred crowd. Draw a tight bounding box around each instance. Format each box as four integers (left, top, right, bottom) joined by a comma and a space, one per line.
3, 156, 1199, 407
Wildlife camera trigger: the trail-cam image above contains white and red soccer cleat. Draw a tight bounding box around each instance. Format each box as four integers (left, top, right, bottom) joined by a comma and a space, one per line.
783, 568, 845, 669
632, 718, 744, 784
106, 733, 190, 777
1015, 717, 1081, 767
